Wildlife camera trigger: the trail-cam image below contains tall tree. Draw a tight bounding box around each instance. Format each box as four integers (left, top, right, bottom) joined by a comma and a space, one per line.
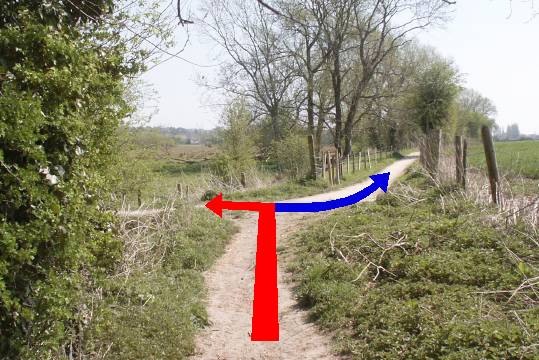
337, 0, 450, 155
279, 0, 330, 155
202, 0, 298, 141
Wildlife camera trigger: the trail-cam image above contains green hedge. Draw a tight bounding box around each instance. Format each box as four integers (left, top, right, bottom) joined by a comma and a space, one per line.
0, 2, 138, 357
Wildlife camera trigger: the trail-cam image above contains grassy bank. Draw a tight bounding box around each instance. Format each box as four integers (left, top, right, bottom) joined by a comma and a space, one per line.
83, 204, 236, 359
227, 152, 407, 202
289, 168, 538, 359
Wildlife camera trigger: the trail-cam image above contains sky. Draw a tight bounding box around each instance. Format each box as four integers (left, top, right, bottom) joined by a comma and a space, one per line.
143, 0, 539, 134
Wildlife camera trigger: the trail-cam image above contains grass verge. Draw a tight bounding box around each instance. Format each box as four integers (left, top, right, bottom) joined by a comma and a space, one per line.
83, 204, 236, 359
289, 168, 539, 359
227, 153, 407, 202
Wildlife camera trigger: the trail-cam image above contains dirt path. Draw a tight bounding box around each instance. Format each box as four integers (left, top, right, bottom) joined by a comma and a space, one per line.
191, 154, 418, 360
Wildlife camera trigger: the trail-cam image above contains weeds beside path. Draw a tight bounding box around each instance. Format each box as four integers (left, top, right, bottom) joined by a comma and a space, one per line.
290, 168, 539, 359
83, 204, 237, 359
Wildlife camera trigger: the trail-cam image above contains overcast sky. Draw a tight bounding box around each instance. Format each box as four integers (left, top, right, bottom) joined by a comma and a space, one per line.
142, 0, 539, 134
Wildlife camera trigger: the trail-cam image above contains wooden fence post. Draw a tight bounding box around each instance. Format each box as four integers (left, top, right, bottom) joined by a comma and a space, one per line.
462, 139, 468, 189
424, 129, 442, 178
137, 189, 142, 207
455, 135, 464, 186
328, 151, 333, 184
367, 149, 372, 169
308, 135, 316, 180
334, 153, 338, 184
328, 153, 334, 185
240, 172, 247, 188
363, 151, 367, 169
336, 150, 342, 184
419, 138, 425, 167
352, 153, 356, 172
481, 126, 499, 204
346, 154, 350, 174
336, 152, 342, 184
327, 152, 331, 180
321, 152, 326, 179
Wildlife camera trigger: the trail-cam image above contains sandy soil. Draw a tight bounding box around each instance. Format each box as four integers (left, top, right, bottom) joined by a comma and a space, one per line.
191, 154, 418, 360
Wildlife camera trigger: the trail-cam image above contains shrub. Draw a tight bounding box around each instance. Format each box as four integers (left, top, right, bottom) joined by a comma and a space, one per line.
83, 205, 236, 359
272, 134, 310, 180
212, 99, 256, 185
0, 3, 141, 357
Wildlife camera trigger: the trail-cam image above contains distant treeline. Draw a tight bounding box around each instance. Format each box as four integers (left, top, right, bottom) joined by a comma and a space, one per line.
494, 123, 539, 141
130, 126, 221, 147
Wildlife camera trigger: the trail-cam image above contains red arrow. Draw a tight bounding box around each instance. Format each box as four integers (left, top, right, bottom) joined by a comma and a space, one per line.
205, 193, 267, 217
205, 193, 279, 341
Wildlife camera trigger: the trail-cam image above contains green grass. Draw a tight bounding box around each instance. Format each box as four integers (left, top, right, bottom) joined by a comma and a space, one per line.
126, 141, 410, 206
227, 153, 406, 202
468, 140, 539, 179
84, 205, 236, 359
289, 169, 538, 359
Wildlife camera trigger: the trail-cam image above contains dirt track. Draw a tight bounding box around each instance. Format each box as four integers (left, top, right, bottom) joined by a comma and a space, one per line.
191, 155, 418, 360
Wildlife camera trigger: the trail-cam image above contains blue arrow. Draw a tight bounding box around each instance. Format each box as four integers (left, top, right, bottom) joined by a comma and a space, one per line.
275, 172, 390, 213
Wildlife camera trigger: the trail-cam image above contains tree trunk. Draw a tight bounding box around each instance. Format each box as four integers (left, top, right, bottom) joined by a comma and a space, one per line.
308, 135, 316, 179
343, 120, 354, 156
315, 88, 327, 154
315, 115, 324, 154
331, 51, 343, 154
306, 69, 316, 175
270, 108, 281, 141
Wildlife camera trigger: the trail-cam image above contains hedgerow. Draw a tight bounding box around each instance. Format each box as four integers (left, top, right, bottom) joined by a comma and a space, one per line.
0, 1, 142, 357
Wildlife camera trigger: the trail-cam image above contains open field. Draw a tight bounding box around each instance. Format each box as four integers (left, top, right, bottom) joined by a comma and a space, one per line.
120, 143, 220, 206
467, 140, 539, 179
125, 138, 411, 206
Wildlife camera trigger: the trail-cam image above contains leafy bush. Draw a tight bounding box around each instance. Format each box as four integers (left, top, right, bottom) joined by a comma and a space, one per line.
272, 134, 310, 180
408, 58, 460, 133
212, 99, 256, 185
0, 3, 141, 357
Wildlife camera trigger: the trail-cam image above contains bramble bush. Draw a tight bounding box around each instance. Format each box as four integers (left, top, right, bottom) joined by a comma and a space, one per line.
0, 1, 145, 357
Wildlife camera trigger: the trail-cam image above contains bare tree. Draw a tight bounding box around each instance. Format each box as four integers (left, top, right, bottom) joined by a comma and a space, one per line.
459, 88, 497, 118
202, 0, 451, 157
202, 0, 298, 140
288, 0, 450, 156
